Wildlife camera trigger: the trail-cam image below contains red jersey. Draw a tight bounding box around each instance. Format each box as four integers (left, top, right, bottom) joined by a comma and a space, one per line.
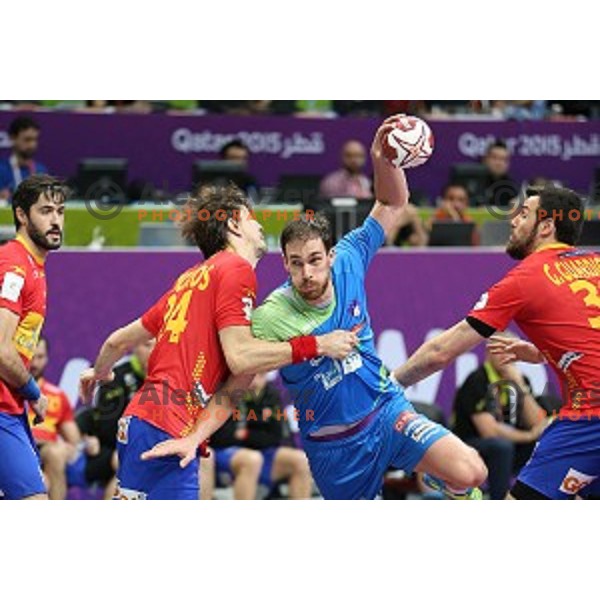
125, 250, 257, 438
0, 235, 47, 415
28, 379, 74, 443
468, 243, 600, 418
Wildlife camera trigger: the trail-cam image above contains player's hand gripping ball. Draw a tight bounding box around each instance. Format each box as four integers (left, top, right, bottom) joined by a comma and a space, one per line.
381, 115, 434, 169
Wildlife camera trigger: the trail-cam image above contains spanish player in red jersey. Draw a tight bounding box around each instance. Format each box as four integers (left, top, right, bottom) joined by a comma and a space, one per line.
392, 185, 600, 499
80, 184, 358, 499
0, 174, 66, 500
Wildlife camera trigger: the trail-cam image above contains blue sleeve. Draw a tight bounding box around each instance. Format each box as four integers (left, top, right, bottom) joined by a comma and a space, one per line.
335, 216, 385, 275
35, 162, 48, 174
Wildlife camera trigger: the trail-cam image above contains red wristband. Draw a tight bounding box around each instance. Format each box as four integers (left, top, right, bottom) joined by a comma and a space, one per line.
199, 440, 210, 459
290, 335, 318, 364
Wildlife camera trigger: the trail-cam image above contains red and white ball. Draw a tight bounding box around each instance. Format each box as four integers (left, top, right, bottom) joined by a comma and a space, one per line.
382, 115, 434, 169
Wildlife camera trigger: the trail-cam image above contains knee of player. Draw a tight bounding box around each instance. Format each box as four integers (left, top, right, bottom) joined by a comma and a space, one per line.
467, 450, 488, 487
455, 449, 488, 489
291, 451, 311, 476
238, 449, 264, 474
42, 443, 69, 469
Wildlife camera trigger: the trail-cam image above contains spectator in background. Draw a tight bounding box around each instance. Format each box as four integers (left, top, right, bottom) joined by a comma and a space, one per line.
319, 140, 372, 200
27, 337, 83, 499
432, 183, 480, 245
210, 373, 313, 499
383, 101, 429, 117
481, 140, 519, 206
549, 101, 600, 119
220, 139, 250, 165
333, 101, 383, 117
218, 139, 259, 203
245, 101, 273, 115
84, 100, 152, 113
294, 100, 335, 118
434, 184, 472, 222
65, 418, 116, 499
385, 204, 429, 247
207, 441, 263, 500
164, 100, 201, 113
491, 101, 547, 121
207, 100, 274, 115
451, 333, 548, 499
0, 116, 48, 202
528, 176, 554, 188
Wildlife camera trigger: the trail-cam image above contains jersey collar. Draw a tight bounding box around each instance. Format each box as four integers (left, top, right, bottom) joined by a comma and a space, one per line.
534, 242, 572, 254
16, 233, 46, 266
290, 282, 336, 314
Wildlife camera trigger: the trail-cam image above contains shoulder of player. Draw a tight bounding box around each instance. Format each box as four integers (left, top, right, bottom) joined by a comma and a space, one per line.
332, 241, 357, 271
501, 251, 557, 285
210, 250, 249, 268
210, 251, 255, 278
0, 241, 32, 275
334, 218, 383, 261
255, 285, 292, 313
252, 286, 295, 338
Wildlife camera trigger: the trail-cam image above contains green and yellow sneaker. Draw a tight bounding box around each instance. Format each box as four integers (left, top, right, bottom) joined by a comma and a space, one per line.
422, 474, 483, 500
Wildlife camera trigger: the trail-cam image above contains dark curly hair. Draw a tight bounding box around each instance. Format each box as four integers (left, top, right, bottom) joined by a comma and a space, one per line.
181, 183, 251, 258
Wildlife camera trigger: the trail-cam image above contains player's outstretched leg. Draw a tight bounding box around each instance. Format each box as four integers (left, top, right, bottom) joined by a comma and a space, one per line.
415, 434, 487, 500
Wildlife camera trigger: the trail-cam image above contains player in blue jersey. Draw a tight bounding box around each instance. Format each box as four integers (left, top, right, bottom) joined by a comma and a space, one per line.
142, 117, 487, 499
249, 119, 487, 499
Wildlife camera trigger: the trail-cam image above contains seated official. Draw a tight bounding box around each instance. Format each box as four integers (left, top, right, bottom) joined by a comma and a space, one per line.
68, 409, 119, 499
209, 373, 312, 500
74, 340, 155, 498
452, 334, 548, 499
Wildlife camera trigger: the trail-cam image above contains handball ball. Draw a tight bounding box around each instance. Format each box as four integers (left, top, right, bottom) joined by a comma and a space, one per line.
382, 116, 434, 169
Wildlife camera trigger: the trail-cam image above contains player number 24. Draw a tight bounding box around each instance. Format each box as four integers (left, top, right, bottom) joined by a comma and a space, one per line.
163, 290, 193, 343
569, 280, 600, 329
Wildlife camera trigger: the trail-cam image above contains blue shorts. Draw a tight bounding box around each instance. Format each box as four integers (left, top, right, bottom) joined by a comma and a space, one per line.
513, 417, 600, 499
215, 446, 278, 487
0, 412, 46, 499
302, 395, 449, 500
116, 416, 199, 500
66, 452, 88, 488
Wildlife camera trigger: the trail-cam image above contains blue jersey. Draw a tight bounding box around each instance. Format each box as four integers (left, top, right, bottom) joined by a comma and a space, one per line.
252, 216, 400, 438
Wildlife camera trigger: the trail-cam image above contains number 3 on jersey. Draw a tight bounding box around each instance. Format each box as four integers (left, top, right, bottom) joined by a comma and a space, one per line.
163, 290, 193, 343
570, 280, 600, 329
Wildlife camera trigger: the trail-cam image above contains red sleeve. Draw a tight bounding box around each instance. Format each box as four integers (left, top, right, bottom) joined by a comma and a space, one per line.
59, 392, 74, 424
215, 260, 257, 331
467, 268, 525, 332
0, 253, 27, 317
141, 291, 169, 337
